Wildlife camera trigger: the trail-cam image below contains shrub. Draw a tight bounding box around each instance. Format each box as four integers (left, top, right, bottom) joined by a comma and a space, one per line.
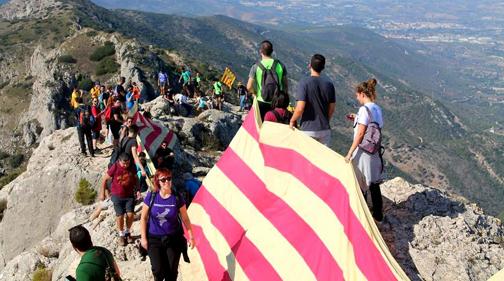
0, 171, 22, 189
0, 199, 6, 222
0, 150, 9, 160
75, 178, 96, 205
32, 266, 51, 281
58, 55, 77, 64
95, 57, 119, 76
89, 41, 115, 61
8, 154, 24, 168
86, 30, 98, 37
78, 77, 93, 91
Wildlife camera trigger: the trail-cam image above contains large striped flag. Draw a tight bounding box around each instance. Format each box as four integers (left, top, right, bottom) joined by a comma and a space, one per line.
131, 112, 177, 156
181, 100, 410, 280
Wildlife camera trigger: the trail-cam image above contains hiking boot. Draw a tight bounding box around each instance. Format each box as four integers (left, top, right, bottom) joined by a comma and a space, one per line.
118, 236, 127, 247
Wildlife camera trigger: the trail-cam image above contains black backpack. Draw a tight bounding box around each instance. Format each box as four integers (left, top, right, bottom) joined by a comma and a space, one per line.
270, 109, 292, 125
108, 137, 136, 168
257, 60, 282, 102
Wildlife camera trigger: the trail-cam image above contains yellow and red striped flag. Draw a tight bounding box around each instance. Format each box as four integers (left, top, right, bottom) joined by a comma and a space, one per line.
220, 67, 236, 89
183, 100, 409, 280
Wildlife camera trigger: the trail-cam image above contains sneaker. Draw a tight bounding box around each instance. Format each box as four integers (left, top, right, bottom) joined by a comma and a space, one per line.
118, 236, 127, 247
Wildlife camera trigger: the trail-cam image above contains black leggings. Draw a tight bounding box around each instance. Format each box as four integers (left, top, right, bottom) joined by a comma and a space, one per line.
148, 236, 182, 281
369, 183, 383, 221
77, 127, 94, 155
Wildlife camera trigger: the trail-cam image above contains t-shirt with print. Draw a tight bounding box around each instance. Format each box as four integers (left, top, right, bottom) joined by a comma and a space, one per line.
107, 163, 137, 198
144, 192, 185, 236
353, 102, 384, 141
295, 76, 336, 131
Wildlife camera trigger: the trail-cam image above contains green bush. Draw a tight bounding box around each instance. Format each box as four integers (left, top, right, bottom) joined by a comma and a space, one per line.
78, 77, 93, 91
86, 30, 98, 37
8, 154, 24, 168
89, 41, 115, 61
0, 199, 7, 222
0, 171, 22, 189
58, 55, 77, 64
95, 57, 119, 76
32, 266, 51, 281
0, 150, 9, 160
75, 178, 96, 205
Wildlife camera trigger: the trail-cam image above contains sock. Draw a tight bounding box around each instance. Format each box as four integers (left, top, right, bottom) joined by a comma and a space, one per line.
119, 230, 125, 237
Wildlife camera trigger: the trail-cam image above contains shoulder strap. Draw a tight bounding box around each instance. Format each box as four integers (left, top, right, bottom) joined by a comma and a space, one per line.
363, 105, 374, 123
257, 61, 266, 72
271, 109, 283, 122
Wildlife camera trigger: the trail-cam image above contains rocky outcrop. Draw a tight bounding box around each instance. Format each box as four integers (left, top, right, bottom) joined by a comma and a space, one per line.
0, 128, 107, 270
379, 178, 504, 281
0, 0, 65, 20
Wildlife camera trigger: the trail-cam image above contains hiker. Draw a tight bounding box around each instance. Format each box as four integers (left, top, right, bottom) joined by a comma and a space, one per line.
195, 72, 201, 89
174, 92, 192, 117
75, 98, 95, 157
119, 116, 134, 142
195, 91, 209, 112
213, 80, 223, 111
98, 85, 108, 111
121, 125, 148, 178
290, 54, 336, 147
158, 70, 169, 96
70, 86, 80, 110
183, 172, 201, 204
69, 225, 121, 281
100, 153, 140, 246
108, 99, 124, 147
90, 98, 103, 152
247, 40, 288, 120
237, 82, 248, 112
137, 152, 151, 193
179, 68, 191, 87
264, 90, 292, 124
126, 84, 135, 111
140, 168, 195, 281
345, 78, 384, 221
90, 81, 101, 100
132, 82, 141, 103
154, 141, 175, 170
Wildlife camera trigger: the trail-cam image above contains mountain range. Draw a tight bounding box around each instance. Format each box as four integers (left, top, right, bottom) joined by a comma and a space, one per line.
0, 0, 503, 220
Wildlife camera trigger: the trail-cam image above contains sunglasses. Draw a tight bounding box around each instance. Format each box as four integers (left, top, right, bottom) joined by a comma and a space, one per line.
159, 177, 172, 183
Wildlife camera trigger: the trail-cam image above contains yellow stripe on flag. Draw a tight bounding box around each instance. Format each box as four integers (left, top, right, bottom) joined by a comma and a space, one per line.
220, 67, 236, 89
203, 166, 317, 281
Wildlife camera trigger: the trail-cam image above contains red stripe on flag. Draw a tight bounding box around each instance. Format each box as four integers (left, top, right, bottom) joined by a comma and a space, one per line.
194, 188, 282, 281
260, 144, 397, 281
217, 149, 345, 281
242, 110, 259, 140
193, 225, 232, 281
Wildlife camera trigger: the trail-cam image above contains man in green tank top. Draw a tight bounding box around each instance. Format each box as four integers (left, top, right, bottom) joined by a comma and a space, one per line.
247, 40, 288, 120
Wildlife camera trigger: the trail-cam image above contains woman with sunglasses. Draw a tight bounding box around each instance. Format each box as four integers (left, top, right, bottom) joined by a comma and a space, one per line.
140, 168, 195, 281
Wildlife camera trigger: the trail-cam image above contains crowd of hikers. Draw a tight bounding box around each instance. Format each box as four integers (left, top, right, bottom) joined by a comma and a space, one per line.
67, 40, 385, 281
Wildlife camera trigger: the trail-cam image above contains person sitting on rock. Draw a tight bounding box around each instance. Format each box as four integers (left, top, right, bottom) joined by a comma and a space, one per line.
154, 141, 175, 170
174, 92, 192, 117
140, 168, 195, 281
69, 225, 121, 281
100, 152, 140, 246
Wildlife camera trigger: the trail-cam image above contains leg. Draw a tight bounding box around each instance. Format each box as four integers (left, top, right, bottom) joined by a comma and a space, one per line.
369, 183, 383, 221
85, 129, 94, 156
77, 127, 86, 154
165, 245, 182, 281
148, 237, 168, 281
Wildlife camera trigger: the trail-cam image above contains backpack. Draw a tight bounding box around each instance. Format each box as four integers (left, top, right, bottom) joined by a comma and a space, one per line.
270, 109, 292, 125
358, 106, 382, 154
257, 60, 282, 102
108, 137, 136, 168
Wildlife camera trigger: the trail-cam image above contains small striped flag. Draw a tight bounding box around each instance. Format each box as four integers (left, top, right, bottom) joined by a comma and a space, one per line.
132, 112, 177, 157
182, 100, 409, 280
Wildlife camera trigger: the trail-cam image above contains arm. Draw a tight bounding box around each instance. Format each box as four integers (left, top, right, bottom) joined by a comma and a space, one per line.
289, 101, 306, 129
328, 102, 336, 120
132, 146, 147, 177
113, 261, 121, 277
140, 203, 149, 250
246, 77, 256, 96
345, 124, 367, 162
179, 205, 195, 249
100, 173, 112, 201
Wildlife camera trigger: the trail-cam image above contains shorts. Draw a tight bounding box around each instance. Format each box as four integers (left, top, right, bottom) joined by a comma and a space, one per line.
159, 81, 167, 88
301, 129, 332, 147
91, 130, 100, 140
111, 195, 135, 216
